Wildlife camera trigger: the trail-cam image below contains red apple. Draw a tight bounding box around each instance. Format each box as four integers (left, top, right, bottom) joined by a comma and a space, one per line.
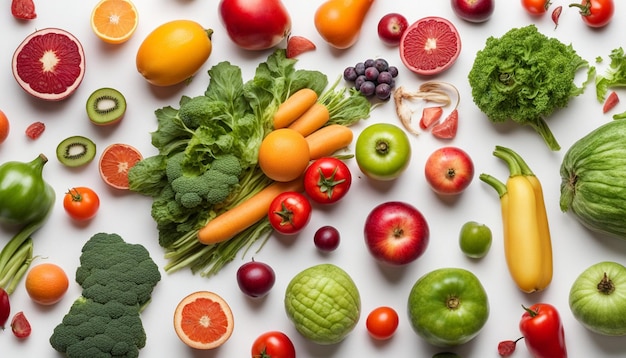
424, 146, 474, 195
377, 13, 409, 46
364, 201, 429, 265
451, 0, 494, 23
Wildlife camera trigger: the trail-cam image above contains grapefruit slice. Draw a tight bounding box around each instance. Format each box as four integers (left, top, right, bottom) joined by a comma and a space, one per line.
399, 17, 461, 76
286, 35, 316, 58
431, 109, 459, 139
173, 291, 234, 350
98, 143, 142, 190
90, 0, 139, 44
12, 28, 85, 101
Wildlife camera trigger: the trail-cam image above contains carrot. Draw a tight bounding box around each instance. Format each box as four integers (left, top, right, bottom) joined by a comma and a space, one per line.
287, 103, 330, 136
197, 178, 304, 245
305, 124, 354, 160
273, 88, 318, 129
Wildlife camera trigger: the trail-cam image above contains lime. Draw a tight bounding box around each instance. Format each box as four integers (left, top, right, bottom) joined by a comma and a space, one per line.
284, 264, 360, 345
459, 221, 492, 258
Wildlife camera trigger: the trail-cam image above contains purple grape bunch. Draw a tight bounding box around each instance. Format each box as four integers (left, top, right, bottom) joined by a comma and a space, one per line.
343, 58, 398, 101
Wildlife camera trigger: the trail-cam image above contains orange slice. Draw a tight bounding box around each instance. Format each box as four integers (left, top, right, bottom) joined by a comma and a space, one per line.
90, 0, 138, 44
98, 143, 142, 190
173, 291, 234, 350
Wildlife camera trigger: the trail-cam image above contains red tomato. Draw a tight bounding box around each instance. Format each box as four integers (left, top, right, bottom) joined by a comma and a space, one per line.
251, 331, 296, 358
366, 306, 399, 340
268, 191, 312, 235
570, 0, 614, 28
11, 311, 31, 338
521, 0, 549, 14
63, 187, 100, 221
303, 157, 352, 204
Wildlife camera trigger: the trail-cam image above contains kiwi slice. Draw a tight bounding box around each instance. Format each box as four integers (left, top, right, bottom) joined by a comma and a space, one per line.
56, 135, 97, 167
86, 87, 126, 125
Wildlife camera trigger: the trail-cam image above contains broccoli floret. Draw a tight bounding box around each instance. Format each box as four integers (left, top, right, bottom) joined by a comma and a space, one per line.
165, 152, 185, 182
178, 95, 213, 129
468, 25, 593, 151
50, 233, 161, 358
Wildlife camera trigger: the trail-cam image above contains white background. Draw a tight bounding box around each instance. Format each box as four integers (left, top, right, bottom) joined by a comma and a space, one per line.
1, 0, 626, 357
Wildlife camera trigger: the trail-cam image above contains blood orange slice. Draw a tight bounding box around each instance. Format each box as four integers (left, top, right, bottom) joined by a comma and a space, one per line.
399, 17, 461, 76
173, 291, 234, 350
98, 143, 142, 190
12, 28, 85, 101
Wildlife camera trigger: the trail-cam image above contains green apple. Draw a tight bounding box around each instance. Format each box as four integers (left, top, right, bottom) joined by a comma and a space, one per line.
355, 123, 411, 181
458, 221, 492, 258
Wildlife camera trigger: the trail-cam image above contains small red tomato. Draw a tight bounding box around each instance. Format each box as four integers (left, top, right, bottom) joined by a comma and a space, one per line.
366, 306, 399, 340
521, 0, 549, 14
251, 331, 296, 358
304, 157, 352, 204
11, 311, 31, 338
570, 0, 614, 28
268, 191, 312, 235
63, 187, 100, 221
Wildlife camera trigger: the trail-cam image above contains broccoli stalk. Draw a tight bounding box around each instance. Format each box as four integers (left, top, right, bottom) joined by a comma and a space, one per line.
468, 25, 594, 151
50, 233, 161, 358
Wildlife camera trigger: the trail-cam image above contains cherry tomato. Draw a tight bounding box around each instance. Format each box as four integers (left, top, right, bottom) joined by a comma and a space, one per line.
304, 157, 352, 204
251, 331, 296, 358
570, 0, 614, 28
521, 0, 549, 15
268, 191, 312, 235
63, 187, 100, 221
366, 306, 399, 340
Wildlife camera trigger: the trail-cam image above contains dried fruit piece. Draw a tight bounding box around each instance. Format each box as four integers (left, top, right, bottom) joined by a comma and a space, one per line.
431, 109, 459, 139
11, 0, 37, 20
12, 28, 85, 101
603, 91, 619, 113
420, 106, 443, 129
286, 35, 316, 58
498, 337, 523, 357
25, 121, 45, 140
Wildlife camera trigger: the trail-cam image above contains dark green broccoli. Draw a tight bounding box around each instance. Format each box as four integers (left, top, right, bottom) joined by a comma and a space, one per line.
50, 233, 161, 358
178, 95, 213, 129
468, 25, 594, 151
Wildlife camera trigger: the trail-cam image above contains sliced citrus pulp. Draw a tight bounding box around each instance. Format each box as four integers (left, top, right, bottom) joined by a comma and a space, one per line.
173, 291, 234, 350
98, 143, 142, 190
399, 16, 461, 76
90, 0, 138, 44
12, 28, 85, 101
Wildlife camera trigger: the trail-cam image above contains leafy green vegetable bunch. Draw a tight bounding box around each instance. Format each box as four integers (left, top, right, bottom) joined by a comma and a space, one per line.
596, 47, 626, 119
468, 25, 594, 151
128, 50, 370, 277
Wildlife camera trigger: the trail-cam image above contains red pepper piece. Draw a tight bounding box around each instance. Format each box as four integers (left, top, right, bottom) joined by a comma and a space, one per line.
552, 6, 563, 29
519, 303, 568, 358
603, 91, 619, 113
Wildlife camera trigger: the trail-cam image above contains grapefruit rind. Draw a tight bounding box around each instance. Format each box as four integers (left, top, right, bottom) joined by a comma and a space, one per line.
98, 143, 143, 190
12, 28, 85, 101
399, 16, 462, 76
173, 291, 234, 350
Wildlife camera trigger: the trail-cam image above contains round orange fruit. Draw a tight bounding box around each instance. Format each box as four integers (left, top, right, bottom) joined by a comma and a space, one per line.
25, 263, 69, 305
90, 0, 139, 44
258, 128, 310, 182
0, 110, 9, 144
99, 143, 143, 190
173, 291, 234, 350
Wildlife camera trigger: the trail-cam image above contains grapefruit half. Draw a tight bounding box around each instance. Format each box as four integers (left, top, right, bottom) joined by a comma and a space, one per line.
173, 291, 234, 350
12, 28, 85, 101
98, 143, 143, 190
399, 17, 461, 76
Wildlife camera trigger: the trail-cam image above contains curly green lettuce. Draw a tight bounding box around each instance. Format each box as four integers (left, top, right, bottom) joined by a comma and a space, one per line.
468, 25, 594, 151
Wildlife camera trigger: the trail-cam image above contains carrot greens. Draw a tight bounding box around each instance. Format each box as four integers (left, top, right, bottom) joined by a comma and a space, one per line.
128, 49, 371, 277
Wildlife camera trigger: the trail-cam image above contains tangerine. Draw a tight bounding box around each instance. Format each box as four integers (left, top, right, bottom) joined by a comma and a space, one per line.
258, 128, 310, 182
90, 0, 138, 44
0, 110, 9, 144
25, 263, 69, 305
99, 143, 142, 190
173, 291, 234, 350
399, 16, 461, 76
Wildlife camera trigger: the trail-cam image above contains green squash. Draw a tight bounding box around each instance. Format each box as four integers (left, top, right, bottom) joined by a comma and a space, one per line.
560, 119, 626, 239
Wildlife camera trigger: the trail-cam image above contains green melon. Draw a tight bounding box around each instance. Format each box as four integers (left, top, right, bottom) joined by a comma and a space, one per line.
560, 119, 626, 239
284, 264, 360, 345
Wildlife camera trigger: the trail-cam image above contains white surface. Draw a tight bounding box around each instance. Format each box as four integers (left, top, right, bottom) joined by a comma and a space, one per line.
1, 0, 625, 357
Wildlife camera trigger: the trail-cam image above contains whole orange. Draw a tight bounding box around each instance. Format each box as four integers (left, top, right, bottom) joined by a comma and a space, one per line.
0, 110, 9, 144
25, 263, 69, 305
258, 128, 310, 182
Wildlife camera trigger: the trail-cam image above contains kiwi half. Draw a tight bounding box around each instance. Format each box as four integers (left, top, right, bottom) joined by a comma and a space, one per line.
86, 87, 126, 125
56, 135, 97, 167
